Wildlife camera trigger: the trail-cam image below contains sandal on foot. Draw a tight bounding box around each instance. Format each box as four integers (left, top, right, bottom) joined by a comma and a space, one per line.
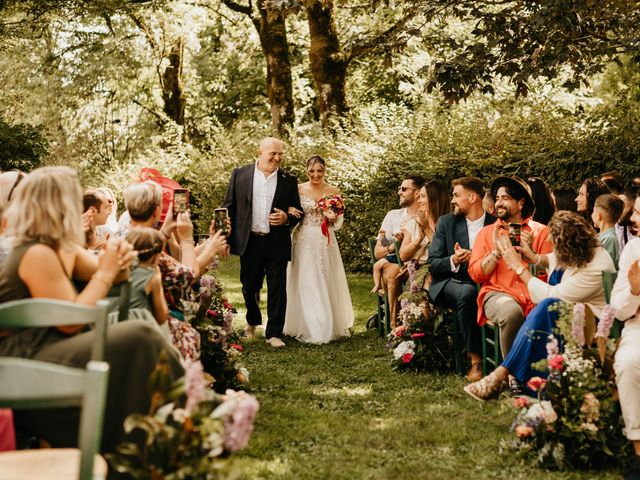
463, 372, 503, 402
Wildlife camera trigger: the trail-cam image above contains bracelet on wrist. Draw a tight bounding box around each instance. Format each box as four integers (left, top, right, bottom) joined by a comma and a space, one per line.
181, 239, 195, 246
534, 253, 542, 266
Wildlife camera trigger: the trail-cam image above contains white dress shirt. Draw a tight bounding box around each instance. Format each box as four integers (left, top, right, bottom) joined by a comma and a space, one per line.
611, 237, 640, 327
251, 164, 278, 234
379, 208, 412, 242
450, 213, 486, 272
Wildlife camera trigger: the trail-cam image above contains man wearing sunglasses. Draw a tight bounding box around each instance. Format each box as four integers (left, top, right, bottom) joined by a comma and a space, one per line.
373, 174, 425, 328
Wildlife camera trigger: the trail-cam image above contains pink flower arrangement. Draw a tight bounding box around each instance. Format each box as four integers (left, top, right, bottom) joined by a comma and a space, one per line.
548, 354, 564, 372
221, 390, 260, 452
184, 360, 206, 413
317, 194, 345, 245
595, 304, 617, 339
402, 353, 414, 364
571, 303, 586, 346
411, 332, 426, 339
527, 376, 547, 392
515, 425, 534, 438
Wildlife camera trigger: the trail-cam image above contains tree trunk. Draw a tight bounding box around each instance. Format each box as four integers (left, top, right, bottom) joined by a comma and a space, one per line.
255, 0, 294, 135
161, 37, 185, 127
306, 0, 349, 127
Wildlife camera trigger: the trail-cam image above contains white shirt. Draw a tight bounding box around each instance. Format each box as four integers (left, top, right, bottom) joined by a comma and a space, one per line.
251, 164, 278, 234
611, 237, 640, 328
450, 213, 486, 272
379, 208, 412, 242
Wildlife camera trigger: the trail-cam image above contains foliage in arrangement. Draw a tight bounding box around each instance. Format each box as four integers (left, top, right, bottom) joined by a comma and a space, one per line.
507, 301, 631, 469
107, 352, 260, 479
181, 257, 249, 394
386, 262, 454, 372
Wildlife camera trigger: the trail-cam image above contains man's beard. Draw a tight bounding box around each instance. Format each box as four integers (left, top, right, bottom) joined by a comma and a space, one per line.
453, 205, 464, 216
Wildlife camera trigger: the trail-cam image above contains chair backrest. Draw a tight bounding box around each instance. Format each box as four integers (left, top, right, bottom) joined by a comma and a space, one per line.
0, 299, 109, 361
602, 270, 618, 304
393, 240, 404, 268
368, 238, 377, 264
0, 358, 109, 480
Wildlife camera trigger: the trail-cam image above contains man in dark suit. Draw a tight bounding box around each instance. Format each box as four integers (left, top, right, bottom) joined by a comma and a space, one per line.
428, 177, 496, 381
222, 137, 303, 348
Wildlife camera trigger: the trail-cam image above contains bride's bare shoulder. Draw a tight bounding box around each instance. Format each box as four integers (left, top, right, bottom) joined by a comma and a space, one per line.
323, 184, 341, 195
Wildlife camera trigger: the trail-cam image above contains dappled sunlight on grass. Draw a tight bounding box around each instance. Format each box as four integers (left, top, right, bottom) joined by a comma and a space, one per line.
311, 385, 372, 397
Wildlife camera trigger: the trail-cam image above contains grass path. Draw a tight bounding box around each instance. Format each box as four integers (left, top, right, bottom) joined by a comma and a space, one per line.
217, 258, 620, 480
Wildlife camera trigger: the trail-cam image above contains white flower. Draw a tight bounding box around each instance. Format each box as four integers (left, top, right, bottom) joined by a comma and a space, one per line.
525, 400, 557, 424
393, 340, 415, 360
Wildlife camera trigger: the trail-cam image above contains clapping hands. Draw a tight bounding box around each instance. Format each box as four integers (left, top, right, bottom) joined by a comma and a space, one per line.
452, 242, 471, 266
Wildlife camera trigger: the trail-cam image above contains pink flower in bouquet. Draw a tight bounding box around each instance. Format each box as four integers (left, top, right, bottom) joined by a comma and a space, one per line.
515, 425, 534, 438
548, 354, 564, 371
402, 353, 414, 364
230, 343, 244, 352
571, 303, 586, 346
595, 304, 617, 339
527, 377, 547, 392
222, 390, 260, 452
513, 397, 529, 409
411, 332, 425, 339
184, 360, 206, 413
393, 325, 407, 337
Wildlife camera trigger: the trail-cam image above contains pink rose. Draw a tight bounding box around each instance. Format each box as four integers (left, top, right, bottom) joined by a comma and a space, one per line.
527, 377, 547, 392
402, 353, 414, 364
393, 325, 407, 337
515, 425, 534, 438
411, 332, 426, 339
230, 343, 244, 352
513, 397, 529, 409
548, 354, 564, 371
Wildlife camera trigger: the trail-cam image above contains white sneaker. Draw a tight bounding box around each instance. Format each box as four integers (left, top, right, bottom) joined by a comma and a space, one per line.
266, 337, 286, 348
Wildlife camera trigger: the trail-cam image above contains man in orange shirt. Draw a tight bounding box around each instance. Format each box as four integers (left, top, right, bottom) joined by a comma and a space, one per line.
468, 176, 553, 360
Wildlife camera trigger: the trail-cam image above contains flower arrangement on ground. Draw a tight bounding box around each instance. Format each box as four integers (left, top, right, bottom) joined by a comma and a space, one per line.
508, 301, 631, 469
386, 262, 454, 371
107, 353, 260, 479
182, 257, 249, 393
316, 194, 344, 244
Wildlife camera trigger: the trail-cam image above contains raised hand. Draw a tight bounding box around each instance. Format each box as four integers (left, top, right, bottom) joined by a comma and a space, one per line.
176, 210, 194, 243
496, 234, 521, 270
629, 259, 640, 296
517, 230, 538, 264
452, 241, 471, 266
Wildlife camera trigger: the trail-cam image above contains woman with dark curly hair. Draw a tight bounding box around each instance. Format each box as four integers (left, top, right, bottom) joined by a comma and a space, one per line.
464, 211, 616, 401
575, 178, 610, 225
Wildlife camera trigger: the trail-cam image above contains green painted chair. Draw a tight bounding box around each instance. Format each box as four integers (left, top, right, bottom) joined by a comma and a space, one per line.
481, 322, 502, 376
0, 358, 110, 480
0, 298, 111, 479
368, 238, 391, 337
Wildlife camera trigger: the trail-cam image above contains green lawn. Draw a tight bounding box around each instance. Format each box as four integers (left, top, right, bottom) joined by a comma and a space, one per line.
217, 257, 621, 480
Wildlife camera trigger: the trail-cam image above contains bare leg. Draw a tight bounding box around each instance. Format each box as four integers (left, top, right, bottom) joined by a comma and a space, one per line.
382, 263, 401, 328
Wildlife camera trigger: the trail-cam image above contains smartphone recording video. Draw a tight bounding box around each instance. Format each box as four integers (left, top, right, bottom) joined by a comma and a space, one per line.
214, 208, 229, 235
173, 189, 189, 217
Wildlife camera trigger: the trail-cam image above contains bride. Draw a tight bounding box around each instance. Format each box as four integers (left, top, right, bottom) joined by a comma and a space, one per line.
283, 155, 354, 344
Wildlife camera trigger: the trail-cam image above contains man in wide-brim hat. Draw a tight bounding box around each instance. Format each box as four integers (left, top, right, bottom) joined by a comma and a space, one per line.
467, 175, 553, 392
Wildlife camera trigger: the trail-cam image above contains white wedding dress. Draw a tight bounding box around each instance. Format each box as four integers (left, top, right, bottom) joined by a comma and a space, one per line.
284, 195, 354, 344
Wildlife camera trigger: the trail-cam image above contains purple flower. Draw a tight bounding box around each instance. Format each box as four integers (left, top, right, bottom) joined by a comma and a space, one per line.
407, 261, 419, 293
184, 360, 206, 413
221, 391, 260, 452
595, 304, 617, 339
571, 303, 586, 347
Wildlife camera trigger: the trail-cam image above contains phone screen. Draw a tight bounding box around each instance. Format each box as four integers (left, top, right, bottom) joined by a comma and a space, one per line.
214, 208, 229, 235
173, 189, 189, 216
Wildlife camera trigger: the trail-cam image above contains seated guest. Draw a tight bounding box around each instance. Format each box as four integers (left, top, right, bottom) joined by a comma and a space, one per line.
428, 177, 496, 382
592, 193, 624, 269
373, 174, 424, 328
0, 166, 183, 452
618, 185, 639, 251
0, 170, 23, 262
82, 188, 110, 249
482, 189, 495, 215
575, 178, 610, 226
611, 193, 640, 479
398, 181, 450, 282
96, 186, 118, 236
464, 211, 615, 401
600, 170, 624, 196
468, 176, 553, 359
552, 187, 577, 212
527, 177, 555, 225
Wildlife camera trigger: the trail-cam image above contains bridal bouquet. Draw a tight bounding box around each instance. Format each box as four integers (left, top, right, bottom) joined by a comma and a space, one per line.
317, 194, 344, 245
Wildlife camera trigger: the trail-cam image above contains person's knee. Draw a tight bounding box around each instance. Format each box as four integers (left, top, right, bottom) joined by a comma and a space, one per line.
615, 344, 640, 380
488, 297, 523, 328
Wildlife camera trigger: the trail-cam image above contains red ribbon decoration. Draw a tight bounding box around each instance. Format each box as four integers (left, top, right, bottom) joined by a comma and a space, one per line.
321, 217, 331, 245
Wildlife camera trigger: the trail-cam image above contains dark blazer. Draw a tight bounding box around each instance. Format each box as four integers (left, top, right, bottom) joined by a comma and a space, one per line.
222, 164, 303, 260
427, 212, 496, 303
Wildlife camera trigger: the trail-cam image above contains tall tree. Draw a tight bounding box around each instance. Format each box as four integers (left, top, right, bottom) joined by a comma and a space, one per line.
220, 0, 295, 135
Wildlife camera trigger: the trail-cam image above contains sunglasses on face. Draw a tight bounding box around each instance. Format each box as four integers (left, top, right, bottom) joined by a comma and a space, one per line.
398, 186, 417, 192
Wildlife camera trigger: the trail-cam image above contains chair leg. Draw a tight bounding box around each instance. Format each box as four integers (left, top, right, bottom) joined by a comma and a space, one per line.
481, 325, 488, 377
451, 312, 463, 375
493, 325, 501, 367
384, 294, 391, 336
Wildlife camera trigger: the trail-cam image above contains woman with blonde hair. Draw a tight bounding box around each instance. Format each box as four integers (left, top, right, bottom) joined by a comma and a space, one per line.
0, 166, 183, 451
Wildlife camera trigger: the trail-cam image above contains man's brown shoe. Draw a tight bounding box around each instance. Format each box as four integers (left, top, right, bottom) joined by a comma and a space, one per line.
466, 363, 482, 383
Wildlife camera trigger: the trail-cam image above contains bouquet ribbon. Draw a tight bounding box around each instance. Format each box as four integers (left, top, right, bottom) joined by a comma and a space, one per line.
321, 218, 331, 246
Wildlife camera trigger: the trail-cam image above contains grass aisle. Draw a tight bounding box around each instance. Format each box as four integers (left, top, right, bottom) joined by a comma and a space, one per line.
217, 258, 619, 480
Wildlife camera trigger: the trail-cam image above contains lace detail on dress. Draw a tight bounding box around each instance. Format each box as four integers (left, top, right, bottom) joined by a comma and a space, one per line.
299, 195, 324, 226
